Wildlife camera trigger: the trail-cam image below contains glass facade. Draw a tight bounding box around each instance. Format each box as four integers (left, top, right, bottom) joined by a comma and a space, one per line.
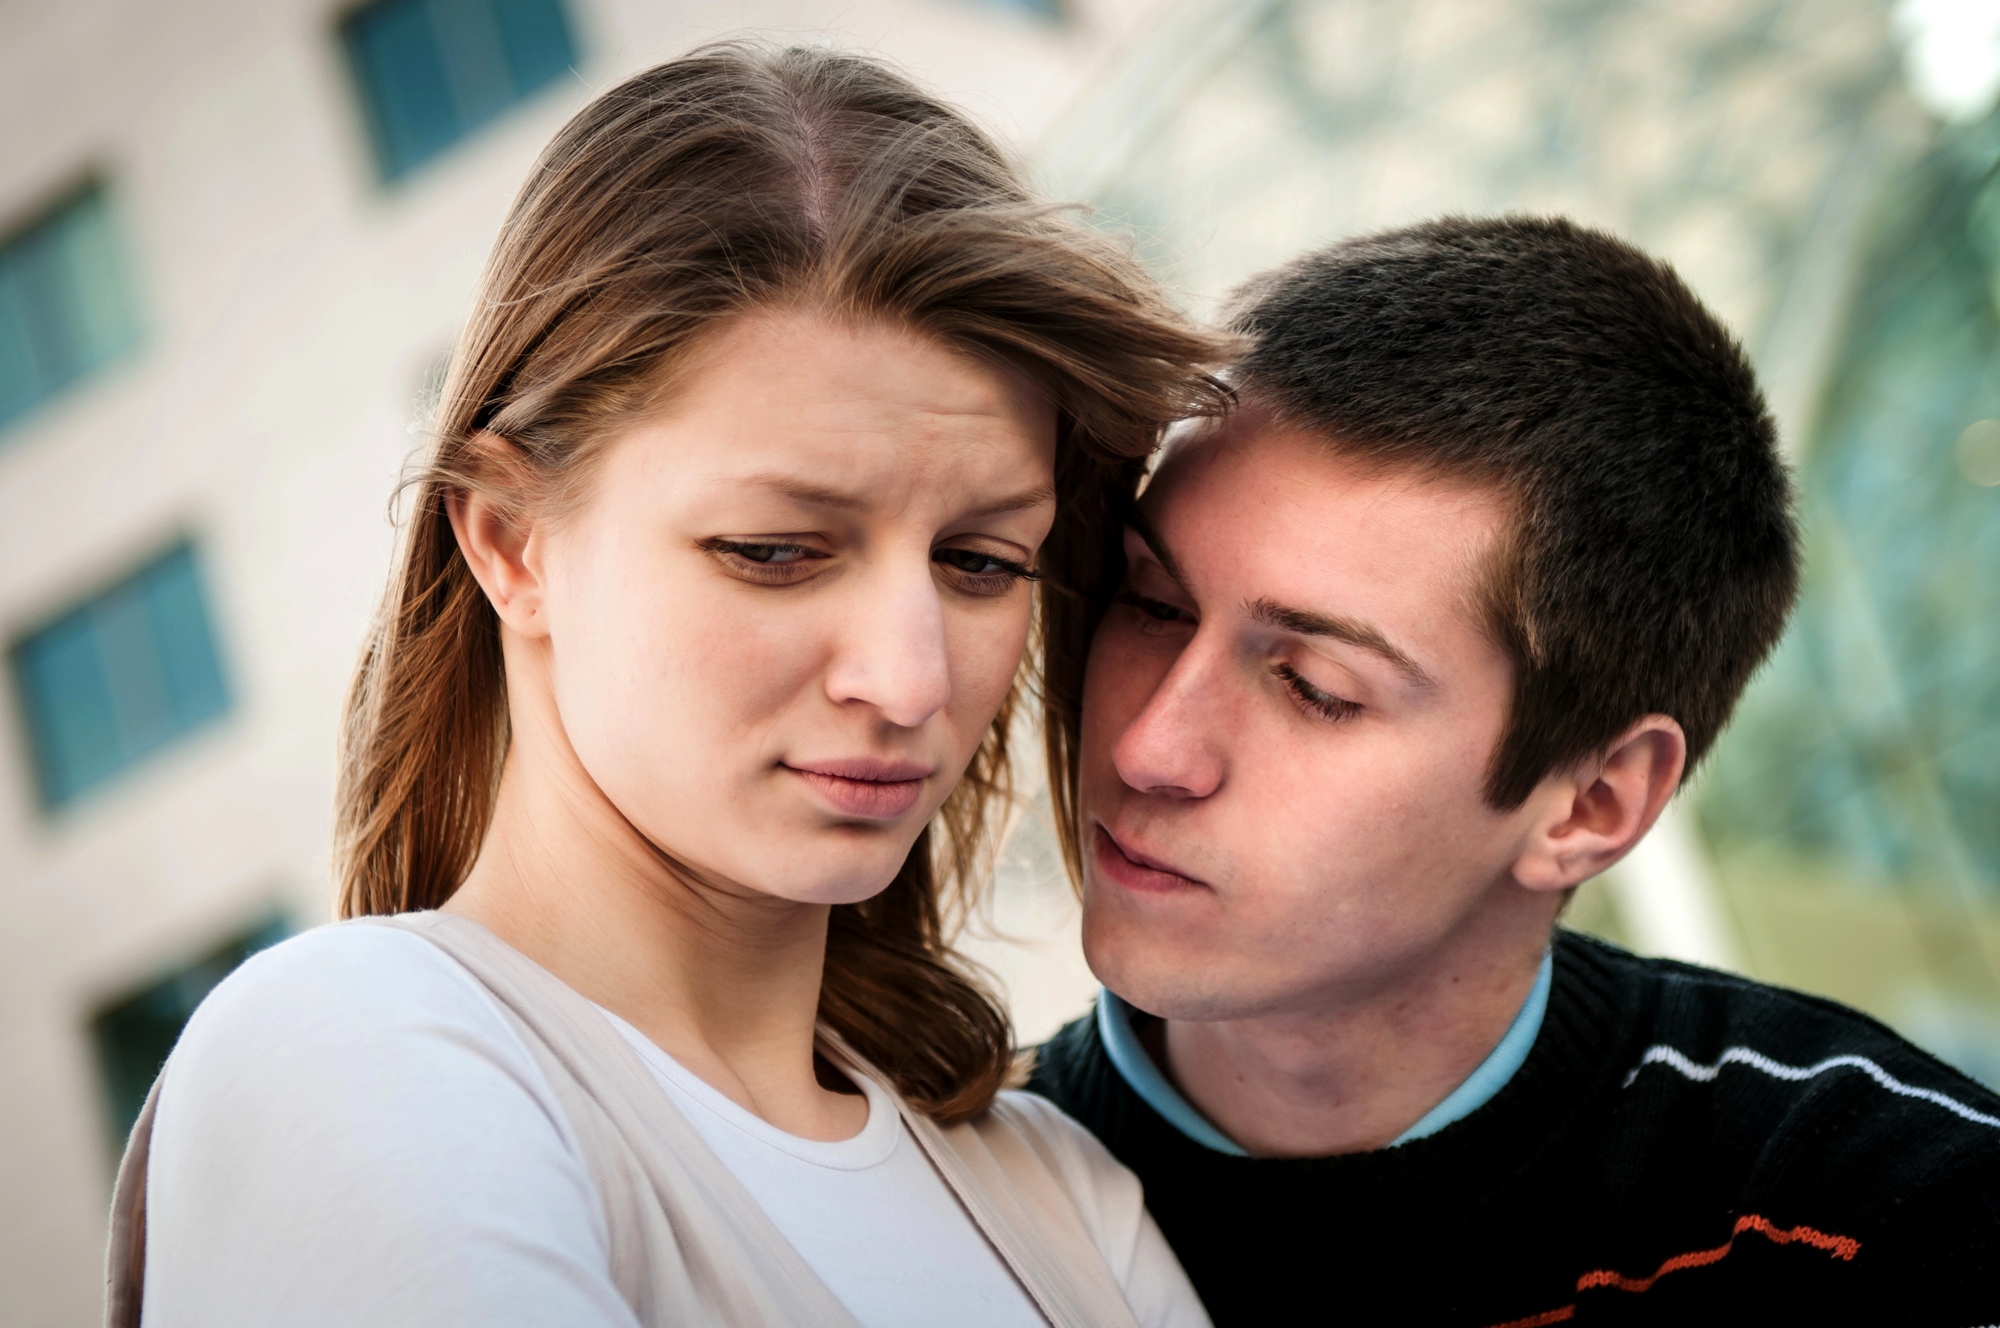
0, 181, 141, 434
10, 543, 231, 809
343, 0, 578, 180
1699, 106, 2000, 1081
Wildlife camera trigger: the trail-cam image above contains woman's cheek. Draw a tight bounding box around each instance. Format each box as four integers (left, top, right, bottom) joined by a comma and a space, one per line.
947, 599, 1033, 741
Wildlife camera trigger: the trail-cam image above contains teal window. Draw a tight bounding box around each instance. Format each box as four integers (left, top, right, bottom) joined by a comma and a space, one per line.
10, 543, 230, 809
0, 182, 141, 433
90, 915, 290, 1145
342, 0, 578, 180
970, 0, 1063, 18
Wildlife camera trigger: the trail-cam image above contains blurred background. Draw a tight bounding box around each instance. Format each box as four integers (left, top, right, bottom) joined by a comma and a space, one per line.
2, 0, 1997, 1319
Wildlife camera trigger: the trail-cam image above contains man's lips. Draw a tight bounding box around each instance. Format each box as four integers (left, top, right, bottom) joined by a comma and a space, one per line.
784, 758, 932, 821
1092, 823, 1208, 894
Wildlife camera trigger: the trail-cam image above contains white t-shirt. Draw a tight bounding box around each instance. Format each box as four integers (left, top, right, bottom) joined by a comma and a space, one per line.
142, 924, 1209, 1328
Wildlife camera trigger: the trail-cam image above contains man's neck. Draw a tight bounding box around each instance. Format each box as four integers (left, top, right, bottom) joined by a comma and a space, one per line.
1155, 921, 1553, 1158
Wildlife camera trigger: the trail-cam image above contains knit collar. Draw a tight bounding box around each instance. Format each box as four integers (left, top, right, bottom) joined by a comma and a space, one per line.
1075, 932, 1650, 1200
1096, 949, 1555, 1156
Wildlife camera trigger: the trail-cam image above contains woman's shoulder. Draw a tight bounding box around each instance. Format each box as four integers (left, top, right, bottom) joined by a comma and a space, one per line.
145, 920, 625, 1324
173, 918, 512, 1062
157, 917, 572, 1168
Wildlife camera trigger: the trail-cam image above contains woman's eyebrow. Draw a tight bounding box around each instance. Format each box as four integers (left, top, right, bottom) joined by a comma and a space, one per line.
731, 473, 868, 510
1246, 597, 1438, 689
966, 483, 1056, 519
723, 475, 1054, 519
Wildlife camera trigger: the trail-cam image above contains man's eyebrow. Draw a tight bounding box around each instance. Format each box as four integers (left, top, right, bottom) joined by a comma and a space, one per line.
1247, 598, 1438, 688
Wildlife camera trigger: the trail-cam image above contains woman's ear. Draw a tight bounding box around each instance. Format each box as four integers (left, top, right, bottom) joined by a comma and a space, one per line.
1510, 715, 1687, 893
446, 433, 550, 639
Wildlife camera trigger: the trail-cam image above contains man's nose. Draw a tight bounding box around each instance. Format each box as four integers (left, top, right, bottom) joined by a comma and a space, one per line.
1110, 636, 1226, 800
821, 558, 952, 729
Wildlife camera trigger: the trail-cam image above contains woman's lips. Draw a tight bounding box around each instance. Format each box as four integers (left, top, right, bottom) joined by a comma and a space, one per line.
1093, 823, 1207, 894
785, 758, 932, 821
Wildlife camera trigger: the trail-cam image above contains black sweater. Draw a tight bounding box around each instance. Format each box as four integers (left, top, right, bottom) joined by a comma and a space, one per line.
1027, 931, 2000, 1326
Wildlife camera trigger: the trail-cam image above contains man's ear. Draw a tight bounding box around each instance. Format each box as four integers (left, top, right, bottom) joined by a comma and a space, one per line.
1510, 715, 1687, 893
446, 433, 549, 639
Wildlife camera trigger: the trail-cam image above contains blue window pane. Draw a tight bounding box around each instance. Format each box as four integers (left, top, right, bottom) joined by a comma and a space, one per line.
14, 613, 123, 804
343, 0, 577, 181
492, 0, 575, 96
0, 183, 141, 435
432, 0, 516, 126
0, 262, 47, 423
49, 189, 141, 377
969, 0, 1064, 18
94, 582, 179, 754
347, 0, 463, 178
9, 542, 231, 809
142, 548, 230, 731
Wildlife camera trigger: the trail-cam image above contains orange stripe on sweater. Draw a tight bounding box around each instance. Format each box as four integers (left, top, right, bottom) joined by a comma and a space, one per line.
1481, 1215, 1860, 1327
1576, 1214, 1860, 1294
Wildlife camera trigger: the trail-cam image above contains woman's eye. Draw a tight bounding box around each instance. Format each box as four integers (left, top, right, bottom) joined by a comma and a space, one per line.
700, 538, 826, 581
1274, 663, 1362, 723
724, 541, 810, 564
933, 547, 1037, 594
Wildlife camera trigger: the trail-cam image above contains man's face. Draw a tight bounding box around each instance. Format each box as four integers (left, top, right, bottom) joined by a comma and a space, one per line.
1078, 414, 1545, 1021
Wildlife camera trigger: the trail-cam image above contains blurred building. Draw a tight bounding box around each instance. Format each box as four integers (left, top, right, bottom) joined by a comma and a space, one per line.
3, 0, 1997, 1322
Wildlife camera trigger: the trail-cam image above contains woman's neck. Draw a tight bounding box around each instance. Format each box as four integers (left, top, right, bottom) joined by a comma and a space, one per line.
446, 701, 867, 1141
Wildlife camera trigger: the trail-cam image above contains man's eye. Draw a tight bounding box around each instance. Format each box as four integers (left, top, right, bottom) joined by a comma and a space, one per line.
1274, 663, 1362, 723
1116, 589, 1191, 625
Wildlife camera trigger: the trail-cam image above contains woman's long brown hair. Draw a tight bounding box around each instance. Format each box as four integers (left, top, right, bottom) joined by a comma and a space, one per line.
333, 44, 1231, 1122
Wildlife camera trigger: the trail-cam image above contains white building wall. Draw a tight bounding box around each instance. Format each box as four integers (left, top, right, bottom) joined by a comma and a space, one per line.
0, 2, 1160, 1320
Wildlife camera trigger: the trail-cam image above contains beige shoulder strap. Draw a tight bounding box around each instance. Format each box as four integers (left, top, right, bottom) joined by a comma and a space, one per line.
104, 1078, 155, 1328
823, 1033, 1143, 1328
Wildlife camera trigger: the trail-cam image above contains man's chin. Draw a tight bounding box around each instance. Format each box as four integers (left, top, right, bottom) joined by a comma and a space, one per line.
1082, 925, 1250, 1022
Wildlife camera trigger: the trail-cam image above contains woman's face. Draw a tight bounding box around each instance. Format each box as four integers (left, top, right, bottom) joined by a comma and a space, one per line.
531, 310, 1056, 905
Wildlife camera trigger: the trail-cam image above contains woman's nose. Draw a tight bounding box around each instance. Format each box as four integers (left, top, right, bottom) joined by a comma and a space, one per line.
821, 559, 952, 729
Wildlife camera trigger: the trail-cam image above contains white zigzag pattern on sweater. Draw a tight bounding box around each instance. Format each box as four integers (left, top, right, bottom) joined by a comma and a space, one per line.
1624, 1043, 2000, 1129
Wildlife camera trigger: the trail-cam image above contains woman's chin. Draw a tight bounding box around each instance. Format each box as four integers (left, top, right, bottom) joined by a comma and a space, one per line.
703, 833, 918, 908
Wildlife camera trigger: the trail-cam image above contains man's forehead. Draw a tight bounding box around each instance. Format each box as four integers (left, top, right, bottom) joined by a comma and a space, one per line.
1141, 415, 1510, 633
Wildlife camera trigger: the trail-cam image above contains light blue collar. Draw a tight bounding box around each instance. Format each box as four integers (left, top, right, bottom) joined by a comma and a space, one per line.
1096, 949, 1554, 1156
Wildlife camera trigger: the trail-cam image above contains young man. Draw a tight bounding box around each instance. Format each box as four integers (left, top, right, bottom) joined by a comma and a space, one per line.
1028, 217, 2000, 1325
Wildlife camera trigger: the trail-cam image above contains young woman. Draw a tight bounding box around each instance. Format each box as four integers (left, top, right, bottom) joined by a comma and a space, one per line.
108, 43, 1229, 1328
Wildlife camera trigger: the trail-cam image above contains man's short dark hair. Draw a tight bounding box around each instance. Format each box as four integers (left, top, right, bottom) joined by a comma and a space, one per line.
1228, 215, 1800, 808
